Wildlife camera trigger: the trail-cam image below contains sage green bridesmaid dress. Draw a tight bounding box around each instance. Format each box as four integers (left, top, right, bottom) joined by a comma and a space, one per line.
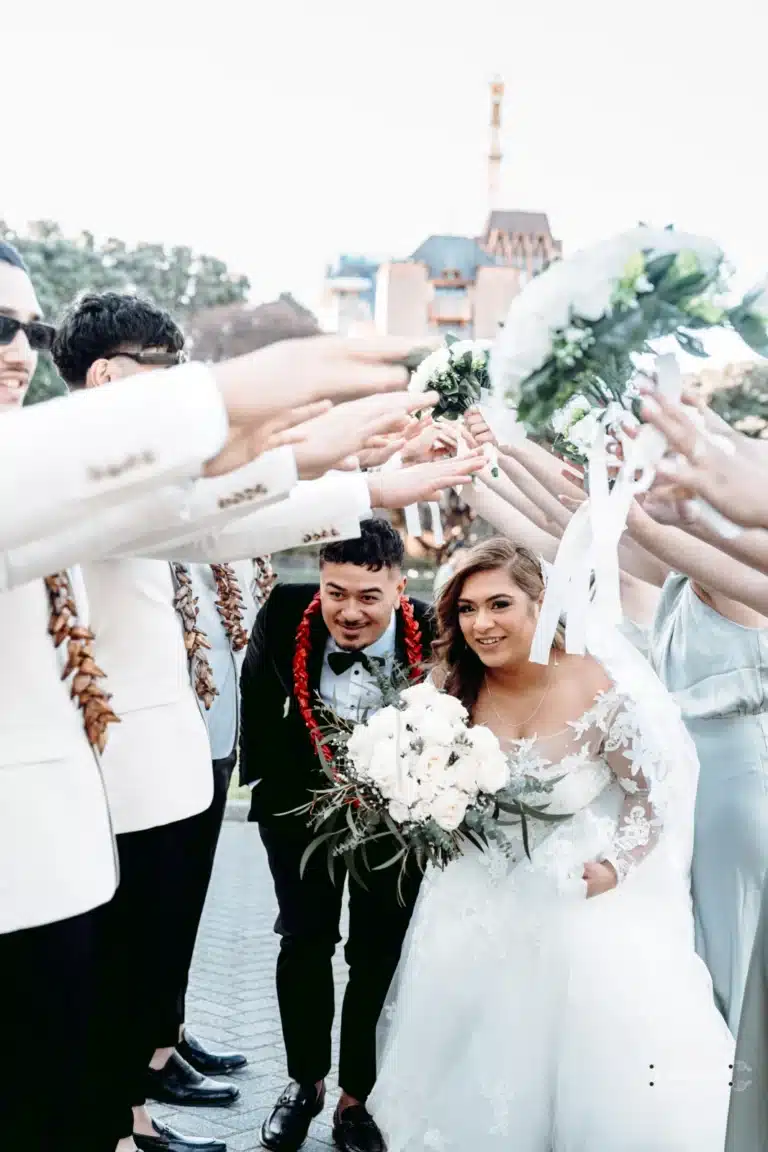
650, 573, 768, 1034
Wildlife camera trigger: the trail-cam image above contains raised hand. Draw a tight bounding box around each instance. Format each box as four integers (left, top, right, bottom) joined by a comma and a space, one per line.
291, 390, 440, 480
640, 393, 768, 530
213, 334, 435, 426
370, 452, 486, 509
400, 417, 459, 466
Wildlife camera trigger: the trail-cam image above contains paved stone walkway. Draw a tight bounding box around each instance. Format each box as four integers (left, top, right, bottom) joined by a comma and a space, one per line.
152, 821, 349, 1152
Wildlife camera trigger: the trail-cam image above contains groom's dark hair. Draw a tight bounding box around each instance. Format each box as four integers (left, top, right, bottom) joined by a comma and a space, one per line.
319, 517, 404, 572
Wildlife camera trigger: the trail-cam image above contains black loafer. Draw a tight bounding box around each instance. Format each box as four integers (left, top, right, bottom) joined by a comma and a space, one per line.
146, 1050, 240, 1106
260, 1081, 325, 1150
133, 1117, 227, 1151
178, 1028, 248, 1075
332, 1104, 385, 1152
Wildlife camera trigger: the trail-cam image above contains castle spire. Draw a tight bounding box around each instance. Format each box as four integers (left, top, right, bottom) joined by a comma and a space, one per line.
488, 76, 504, 214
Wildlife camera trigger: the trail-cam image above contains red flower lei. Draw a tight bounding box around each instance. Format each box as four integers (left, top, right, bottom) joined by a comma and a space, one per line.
292, 592, 424, 762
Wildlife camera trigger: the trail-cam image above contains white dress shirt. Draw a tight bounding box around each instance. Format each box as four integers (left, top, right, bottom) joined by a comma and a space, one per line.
319, 613, 397, 722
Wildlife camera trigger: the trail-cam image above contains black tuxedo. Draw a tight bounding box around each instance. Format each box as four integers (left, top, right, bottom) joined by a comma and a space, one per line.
239, 582, 434, 1101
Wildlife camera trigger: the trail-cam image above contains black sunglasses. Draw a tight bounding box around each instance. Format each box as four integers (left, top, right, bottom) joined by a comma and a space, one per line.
109, 348, 188, 367
0, 315, 56, 352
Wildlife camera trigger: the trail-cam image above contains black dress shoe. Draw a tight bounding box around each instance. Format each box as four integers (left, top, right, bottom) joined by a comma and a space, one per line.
178, 1028, 248, 1075
332, 1104, 386, 1152
133, 1117, 227, 1151
146, 1050, 240, 1106
260, 1081, 325, 1150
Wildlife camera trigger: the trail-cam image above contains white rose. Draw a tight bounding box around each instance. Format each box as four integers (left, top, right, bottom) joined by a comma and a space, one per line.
551, 394, 591, 436
466, 724, 504, 758
410, 800, 432, 823
399, 682, 442, 709
473, 749, 510, 795
365, 738, 401, 792
431, 787, 469, 832
415, 744, 452, 781
387, 798, 412, 824
448, 339, 475, 360
363, 706, 402, 743
567, 411, 600, 454
448, 753, 482, 796
418, 710, 460, 748
409, 346, 451, 394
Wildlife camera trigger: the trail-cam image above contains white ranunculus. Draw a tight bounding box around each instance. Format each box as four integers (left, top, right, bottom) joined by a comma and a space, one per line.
431, 786, 469, 832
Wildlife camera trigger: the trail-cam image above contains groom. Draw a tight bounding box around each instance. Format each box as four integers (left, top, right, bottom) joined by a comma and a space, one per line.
239, 519, 433, 1152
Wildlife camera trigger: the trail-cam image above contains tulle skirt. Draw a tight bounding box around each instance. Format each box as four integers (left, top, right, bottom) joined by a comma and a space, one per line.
369, 841, 734, 1151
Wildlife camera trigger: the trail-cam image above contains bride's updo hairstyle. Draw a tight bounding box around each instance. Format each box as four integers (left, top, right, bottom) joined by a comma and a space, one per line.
431, 537, 565, 711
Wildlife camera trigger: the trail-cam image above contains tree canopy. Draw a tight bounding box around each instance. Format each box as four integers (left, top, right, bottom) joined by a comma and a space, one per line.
1, 220, 250, 404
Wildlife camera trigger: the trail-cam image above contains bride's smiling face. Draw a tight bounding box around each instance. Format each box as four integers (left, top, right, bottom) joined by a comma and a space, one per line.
457, 568, 542, 668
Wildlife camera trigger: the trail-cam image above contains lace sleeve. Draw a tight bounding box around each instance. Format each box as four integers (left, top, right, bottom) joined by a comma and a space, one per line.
597, 693, 664, 884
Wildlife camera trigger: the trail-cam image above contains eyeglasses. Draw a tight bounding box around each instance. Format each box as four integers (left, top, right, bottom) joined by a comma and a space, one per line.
0, 315, 56, 352
109, 348, 188, 367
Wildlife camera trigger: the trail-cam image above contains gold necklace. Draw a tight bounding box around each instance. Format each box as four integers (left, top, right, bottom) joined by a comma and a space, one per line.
484, 666, 553, 733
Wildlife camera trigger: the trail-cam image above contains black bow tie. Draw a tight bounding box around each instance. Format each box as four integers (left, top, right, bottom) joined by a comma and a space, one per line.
327, 650, 385, 676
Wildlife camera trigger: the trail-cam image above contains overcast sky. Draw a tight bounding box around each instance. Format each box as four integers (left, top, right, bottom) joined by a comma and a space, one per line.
5, 0, 766, 361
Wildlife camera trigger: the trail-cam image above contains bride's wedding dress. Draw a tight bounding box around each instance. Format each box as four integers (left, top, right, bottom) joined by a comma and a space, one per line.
368, 635, 734, 1151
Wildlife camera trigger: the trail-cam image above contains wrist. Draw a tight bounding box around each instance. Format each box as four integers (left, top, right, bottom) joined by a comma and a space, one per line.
366, 473, 385, 509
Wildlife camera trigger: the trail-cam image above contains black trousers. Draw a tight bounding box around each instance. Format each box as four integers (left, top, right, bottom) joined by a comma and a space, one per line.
88, 809, 215, 1147
0, 908, 99, 1151
157, 750, 236, 1045
259, 819, 422, 1103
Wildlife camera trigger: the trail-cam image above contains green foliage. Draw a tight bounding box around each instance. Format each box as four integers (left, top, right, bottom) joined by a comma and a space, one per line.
0, 219, 250, 406
513, 246, 768, 436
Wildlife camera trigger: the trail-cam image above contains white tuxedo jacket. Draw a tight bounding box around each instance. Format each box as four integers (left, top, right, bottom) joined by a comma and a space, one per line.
0, 572, 117, 934
0, 363, 228, 552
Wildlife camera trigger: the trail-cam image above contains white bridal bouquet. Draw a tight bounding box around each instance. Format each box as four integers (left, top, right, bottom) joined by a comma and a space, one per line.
294, 677, 568, 899
489, 224, 768, 438
408, 335, 500, 475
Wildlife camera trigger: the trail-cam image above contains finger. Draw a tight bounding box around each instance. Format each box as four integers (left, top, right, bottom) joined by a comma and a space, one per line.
267, 427, 310, 449
343, 335, 439, 364
271, 399, 333, 433
334, 455, 360, 471
639, 395, 699, 458
559, 494, 583, 510
561, 468, 584, 488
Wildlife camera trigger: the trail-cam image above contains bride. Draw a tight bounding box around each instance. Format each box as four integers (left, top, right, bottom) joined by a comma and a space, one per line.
368, 538, 734, 1151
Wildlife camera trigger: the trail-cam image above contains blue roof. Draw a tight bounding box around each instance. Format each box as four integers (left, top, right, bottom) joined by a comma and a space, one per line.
409, 234, 501, 280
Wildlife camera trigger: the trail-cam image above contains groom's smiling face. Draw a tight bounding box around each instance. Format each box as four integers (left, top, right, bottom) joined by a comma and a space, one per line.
320, 561, 406, 651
